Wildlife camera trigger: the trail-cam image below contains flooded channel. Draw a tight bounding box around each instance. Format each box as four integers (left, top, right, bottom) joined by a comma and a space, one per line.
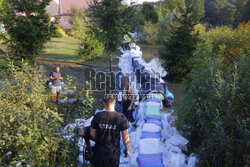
139, 44, 184, 106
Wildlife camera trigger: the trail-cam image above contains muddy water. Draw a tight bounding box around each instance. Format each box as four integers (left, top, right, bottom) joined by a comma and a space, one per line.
139, 44, 184, 106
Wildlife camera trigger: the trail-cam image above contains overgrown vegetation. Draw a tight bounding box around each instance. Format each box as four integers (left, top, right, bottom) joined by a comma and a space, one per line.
178, 54, 249, 166
0, 61, 94, 166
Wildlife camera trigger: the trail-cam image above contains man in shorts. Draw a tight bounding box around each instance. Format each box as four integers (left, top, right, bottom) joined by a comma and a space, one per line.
90, 95, 130, 167
49, 66, 63, 103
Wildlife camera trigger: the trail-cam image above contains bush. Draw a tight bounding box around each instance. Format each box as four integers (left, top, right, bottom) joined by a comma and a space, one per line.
0, 61, 63, 166
140, 22, 159, 45
53, 26, 66, 38
199, 21, 250, 66
77, 32, 105, 60
178, 55, 249, 166
157, 11, 179, 44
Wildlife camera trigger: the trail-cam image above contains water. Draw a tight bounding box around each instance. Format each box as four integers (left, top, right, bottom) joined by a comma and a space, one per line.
139, 44, 184, 106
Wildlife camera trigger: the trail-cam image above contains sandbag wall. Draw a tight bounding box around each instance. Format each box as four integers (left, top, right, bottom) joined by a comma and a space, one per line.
118, 43, 197, 167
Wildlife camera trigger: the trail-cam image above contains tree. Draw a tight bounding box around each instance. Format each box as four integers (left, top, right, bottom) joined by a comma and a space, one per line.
160, 0, 204, 82
0, 0, 57, 64
88, 0, 138, 72
204, 0, 236, 26
234, 0, 248, 23
141, 2, 159, 24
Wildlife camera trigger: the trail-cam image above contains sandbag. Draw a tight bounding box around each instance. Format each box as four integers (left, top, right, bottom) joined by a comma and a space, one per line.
139, 138, 163, 154
145, 101, 162, 107
147, 93, 164, 100
145, 115, 161, 121
145, 106, 161, 117
141, 132, 161, 139
146, 98, 162, 103
145, 119, 163, 128
142, 123, 161, 133
137, 153, 164, 167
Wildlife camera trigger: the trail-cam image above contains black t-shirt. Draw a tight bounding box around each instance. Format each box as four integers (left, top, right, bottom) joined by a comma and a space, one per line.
91, 111, 129, 155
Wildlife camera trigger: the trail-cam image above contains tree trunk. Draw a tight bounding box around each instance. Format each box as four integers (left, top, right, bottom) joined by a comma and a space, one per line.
109, 52, 113, 72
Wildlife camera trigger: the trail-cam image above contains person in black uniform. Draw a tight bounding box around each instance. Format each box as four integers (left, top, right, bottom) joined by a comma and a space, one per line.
122, 76, 136, 127
90, 95, 130, 167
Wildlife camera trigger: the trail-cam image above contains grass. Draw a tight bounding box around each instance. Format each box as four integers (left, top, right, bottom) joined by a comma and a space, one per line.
38, 36, 120, 68
39, 37, 79, 61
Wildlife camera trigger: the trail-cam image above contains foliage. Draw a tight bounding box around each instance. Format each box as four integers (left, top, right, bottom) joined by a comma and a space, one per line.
53, 26, 65, 38
141, 22, 159, 45
161, 0, 185, 12
199, 22, 250, 66
160, 0, 203, 82
178, 55, 249, 166
72, 8, 104, 61
88, 0, 138, 71
157, 11, 179, 44
141, 2, 159, 24
0, 0, 57, 64
58, 76, 94, 124
0, 61, 64, 166
204, 0, 236, 26
77, 32, 105, 60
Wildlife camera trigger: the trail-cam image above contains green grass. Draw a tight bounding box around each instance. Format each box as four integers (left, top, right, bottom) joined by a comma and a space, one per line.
39, 37, 79, 61
39, 36, 121, 68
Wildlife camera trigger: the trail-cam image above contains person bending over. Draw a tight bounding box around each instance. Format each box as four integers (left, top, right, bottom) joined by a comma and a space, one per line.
90, 95, 130, 167
49, 66, 63, 103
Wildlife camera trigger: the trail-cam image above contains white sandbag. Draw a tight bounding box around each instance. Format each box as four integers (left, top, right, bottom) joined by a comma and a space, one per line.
187, 154, 197, 167
84, 117, 93, 127
139, 138, 163, 154
167, 135, 188, 148
163, 152, 187, 167
142, 123, 161, 133
128, 151, 139, 167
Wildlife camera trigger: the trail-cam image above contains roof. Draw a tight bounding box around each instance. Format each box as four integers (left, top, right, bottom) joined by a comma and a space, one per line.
60, 0, 89, 15
46, 1, 60, 16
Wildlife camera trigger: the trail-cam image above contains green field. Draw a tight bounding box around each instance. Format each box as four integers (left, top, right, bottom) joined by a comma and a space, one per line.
39, 37, 79, 61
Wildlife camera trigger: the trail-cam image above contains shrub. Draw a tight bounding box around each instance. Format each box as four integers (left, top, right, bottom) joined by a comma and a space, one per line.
53, 26, 66, 38
178, 55, 249, 166
199, 21, 250, 66
140, 21, 159, 45
77, 32, 105, 60
0, 61, 63, 166
157, 11, 179, 44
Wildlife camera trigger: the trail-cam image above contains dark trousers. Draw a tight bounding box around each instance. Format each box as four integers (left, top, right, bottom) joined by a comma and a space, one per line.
92, 152, 120, 167
122, 100, 135, 123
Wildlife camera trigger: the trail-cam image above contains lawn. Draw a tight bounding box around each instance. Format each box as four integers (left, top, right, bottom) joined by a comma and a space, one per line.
38, 36, 120, 68
39, 37, 79, 61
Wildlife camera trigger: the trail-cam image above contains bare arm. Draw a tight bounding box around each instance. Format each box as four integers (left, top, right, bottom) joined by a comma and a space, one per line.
90, 128, 96, 141
122, 129, 130, 157
49, 75, 56, 80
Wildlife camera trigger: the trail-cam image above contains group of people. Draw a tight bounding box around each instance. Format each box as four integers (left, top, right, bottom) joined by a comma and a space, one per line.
49, 66, 137, 167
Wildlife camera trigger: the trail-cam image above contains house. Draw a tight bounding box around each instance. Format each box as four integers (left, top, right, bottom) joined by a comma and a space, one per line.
59, 0, 89, 31
46, 0, 60, 21
46, 0, 89, 31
